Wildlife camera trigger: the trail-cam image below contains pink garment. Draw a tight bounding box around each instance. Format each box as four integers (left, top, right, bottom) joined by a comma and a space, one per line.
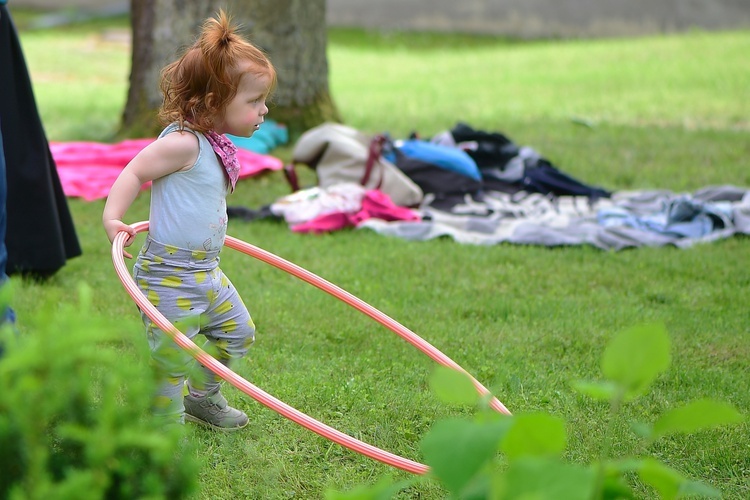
51, 138, 282, 201
271, 183, 366, 225
205, 131, 240, 191
291, 189, 420, 233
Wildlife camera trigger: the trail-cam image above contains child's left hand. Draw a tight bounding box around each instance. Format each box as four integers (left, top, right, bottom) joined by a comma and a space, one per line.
104, 219, 137, 259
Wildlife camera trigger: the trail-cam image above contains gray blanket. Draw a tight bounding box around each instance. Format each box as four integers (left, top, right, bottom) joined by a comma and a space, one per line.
358, 185, 750, 250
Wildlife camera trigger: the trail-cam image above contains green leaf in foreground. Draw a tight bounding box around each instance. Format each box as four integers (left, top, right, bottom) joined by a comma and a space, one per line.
325, 477, 413, 500
420, 418, 510, 496
571, 380, 620, 401
495, 457, 597, 500
601, 323, 671, 401
630, 421, 654, 440
652, 398, 745, 440
637, 458, 721, 500
500, 413, 567, 460
428, 366, 480, 406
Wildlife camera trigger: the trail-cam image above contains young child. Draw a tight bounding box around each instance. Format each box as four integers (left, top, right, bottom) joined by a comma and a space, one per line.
103, 10, 275, 431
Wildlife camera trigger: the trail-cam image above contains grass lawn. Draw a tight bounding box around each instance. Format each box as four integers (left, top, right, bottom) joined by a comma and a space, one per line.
7, 8, 750, 499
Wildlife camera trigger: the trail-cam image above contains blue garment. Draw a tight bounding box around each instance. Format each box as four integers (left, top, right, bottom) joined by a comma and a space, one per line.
0, 122, 7, 282
226, 119, 289, 154
597, 195, 732, 239
389, 139, 483, 181
0, 119, 16, 330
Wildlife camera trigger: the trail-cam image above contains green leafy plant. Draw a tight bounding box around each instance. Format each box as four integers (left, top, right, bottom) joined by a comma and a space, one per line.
328, 324, 744, 499
0, 284, 200, 499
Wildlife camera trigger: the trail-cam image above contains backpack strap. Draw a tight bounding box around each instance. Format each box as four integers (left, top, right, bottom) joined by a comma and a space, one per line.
361, 134, 387, 188
283, 162, 301, 192
285, 132, 388, 193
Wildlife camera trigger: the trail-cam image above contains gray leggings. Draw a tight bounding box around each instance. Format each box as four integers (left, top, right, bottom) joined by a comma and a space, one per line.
134, 236, 255, 422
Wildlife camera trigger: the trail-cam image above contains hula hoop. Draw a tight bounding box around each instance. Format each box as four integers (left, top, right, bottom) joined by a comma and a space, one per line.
112, 221, 511, 475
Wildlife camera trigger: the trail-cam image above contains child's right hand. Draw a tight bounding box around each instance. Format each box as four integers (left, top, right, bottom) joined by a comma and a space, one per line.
103, 219, 137, 259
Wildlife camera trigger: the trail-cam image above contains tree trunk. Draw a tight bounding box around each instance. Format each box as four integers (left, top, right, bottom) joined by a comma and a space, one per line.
120, 0, 339, 141
232, 0, 341, 139
120, 0, 217, 139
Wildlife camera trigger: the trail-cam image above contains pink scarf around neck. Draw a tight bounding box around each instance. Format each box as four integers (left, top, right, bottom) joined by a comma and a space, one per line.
205, 130, 240, 192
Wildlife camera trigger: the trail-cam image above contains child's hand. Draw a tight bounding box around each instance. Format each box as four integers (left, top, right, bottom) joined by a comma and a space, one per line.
104, 219, 137, 259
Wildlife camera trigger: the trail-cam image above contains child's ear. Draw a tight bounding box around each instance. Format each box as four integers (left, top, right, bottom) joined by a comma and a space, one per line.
205, 92, 218, 112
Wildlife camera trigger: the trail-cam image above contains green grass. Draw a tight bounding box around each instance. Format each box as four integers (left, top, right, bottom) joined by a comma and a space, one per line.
8, 8, 750, 499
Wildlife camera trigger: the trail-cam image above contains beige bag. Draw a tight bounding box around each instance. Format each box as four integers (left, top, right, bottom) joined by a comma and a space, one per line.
284, 123, 423, 207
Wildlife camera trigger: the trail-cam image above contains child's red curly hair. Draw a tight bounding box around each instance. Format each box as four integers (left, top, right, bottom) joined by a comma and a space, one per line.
159, 9, 276, 133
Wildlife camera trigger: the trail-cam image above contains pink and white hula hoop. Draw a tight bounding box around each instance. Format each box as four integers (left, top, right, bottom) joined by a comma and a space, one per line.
112, 221, 511, 475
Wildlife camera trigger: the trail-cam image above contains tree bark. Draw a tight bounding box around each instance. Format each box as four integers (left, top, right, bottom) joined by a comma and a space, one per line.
120, 0, 217, 138
120, 0, 339, 141
232, 0, 341, 139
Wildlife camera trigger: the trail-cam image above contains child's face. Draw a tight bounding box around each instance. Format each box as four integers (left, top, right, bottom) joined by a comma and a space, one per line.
216, 71, 270, 137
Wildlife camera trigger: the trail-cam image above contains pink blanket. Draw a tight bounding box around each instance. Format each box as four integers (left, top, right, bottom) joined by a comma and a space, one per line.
51, 138, 283, 201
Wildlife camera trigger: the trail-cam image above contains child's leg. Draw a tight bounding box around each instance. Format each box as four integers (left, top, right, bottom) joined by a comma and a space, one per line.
178, 267, 254, 431
133, 238, 251, 430
143, 315, 198, 424
133, 237, 215, 424
188, 267, 255, 395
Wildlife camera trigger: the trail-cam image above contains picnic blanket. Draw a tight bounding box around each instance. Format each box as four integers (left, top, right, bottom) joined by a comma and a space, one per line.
233, 185, 750, 250
52, 137, 283, 201
356, 185, 750, 250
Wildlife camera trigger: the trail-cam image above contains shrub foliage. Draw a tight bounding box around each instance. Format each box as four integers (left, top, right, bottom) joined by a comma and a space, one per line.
0, 285, 200, 499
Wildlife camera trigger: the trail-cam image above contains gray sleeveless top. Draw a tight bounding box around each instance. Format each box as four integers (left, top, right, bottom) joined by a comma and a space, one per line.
148, 123, 229, 252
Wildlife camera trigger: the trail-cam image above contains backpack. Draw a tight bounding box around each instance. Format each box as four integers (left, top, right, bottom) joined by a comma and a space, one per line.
284, 123, 423, 207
